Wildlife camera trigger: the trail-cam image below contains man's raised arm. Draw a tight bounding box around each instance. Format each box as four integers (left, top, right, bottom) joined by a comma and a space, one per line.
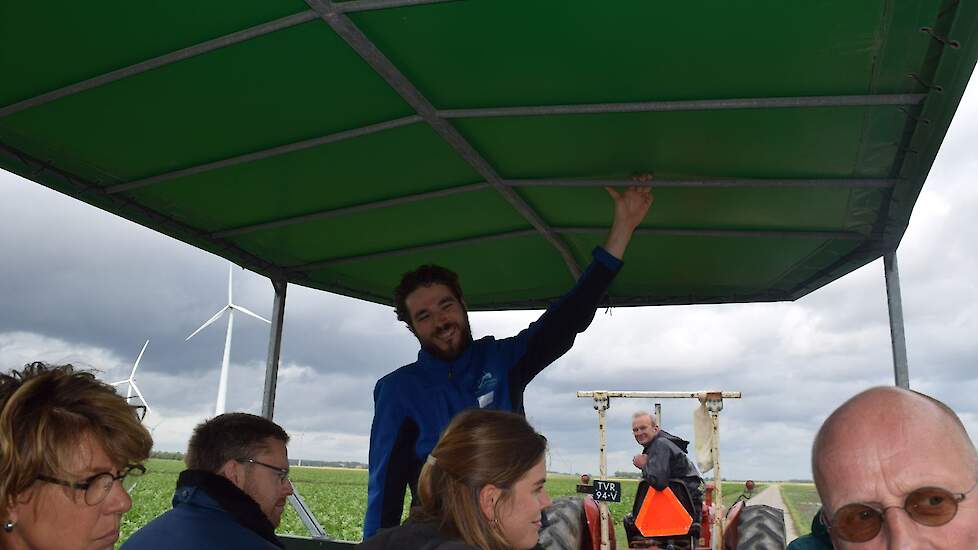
603, 174, 654, 259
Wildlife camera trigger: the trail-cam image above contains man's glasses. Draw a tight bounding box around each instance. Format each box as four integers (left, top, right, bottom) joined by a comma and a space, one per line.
826, 477, 978, 542
37, 464, 146, 506
236, 458, 291, 484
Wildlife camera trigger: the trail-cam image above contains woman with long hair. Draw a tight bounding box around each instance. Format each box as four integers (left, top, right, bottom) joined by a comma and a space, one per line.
359, 408, 551, 550
0, 362, 153, 550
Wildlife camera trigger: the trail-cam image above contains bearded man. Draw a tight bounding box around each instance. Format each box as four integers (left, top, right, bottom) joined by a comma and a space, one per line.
363, 184, 654, 537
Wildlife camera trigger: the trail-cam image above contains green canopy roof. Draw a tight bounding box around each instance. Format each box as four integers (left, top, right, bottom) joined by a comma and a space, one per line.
2, 0, 976, 309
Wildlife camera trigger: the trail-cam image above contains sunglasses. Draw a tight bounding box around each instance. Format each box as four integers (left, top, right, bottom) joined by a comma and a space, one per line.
826, 477, 978, 543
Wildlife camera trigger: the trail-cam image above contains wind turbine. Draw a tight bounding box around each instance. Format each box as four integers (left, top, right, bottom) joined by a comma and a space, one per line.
112, 340, 152, 415
186, 263, 270, 415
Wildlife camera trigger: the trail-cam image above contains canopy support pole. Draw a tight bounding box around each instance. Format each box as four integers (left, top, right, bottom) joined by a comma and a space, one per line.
884, 251, 910, 388
261, 278, 288, 419
590, 393, 612, 550
258, 279, 328, 539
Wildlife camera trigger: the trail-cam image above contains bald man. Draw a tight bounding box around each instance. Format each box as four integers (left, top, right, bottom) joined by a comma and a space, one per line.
811, 386, 978, 549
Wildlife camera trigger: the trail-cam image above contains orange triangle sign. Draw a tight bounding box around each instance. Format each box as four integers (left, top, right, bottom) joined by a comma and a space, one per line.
634, 486, 693, 537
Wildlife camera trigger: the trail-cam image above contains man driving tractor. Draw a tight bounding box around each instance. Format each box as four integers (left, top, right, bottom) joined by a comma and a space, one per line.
625, 411, 704, 543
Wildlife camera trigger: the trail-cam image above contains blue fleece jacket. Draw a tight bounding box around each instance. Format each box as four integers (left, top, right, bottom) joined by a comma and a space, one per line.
363, 247, 623, 537
122, 470, 282, 550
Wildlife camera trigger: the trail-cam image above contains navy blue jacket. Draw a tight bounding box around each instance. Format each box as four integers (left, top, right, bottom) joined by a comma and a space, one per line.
364, 247, 623, 537
122, 470, 282, 550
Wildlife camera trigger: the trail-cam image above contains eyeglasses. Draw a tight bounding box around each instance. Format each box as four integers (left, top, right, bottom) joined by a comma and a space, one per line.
826, 477, 978, 542
236, 458, 290, 484
37, 464, 146, 506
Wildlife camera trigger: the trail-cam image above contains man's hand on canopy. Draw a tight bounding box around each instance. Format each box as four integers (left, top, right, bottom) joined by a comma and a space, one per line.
606, 174, 654, 232
603, 173, 654, 259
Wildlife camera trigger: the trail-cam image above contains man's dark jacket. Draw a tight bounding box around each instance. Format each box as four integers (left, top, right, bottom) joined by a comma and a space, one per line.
357, 520, 477, 550
786, 509, 834, 550
640, 430, 702, 492
364, 248, 623, 537
121, 470, 283, 550
636, 430, 704, 525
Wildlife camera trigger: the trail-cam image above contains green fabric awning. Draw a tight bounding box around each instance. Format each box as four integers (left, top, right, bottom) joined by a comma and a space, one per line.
2, 0, 976, 309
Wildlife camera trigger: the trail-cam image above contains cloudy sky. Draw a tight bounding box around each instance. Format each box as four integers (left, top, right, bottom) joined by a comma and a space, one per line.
2, 72, 976, 484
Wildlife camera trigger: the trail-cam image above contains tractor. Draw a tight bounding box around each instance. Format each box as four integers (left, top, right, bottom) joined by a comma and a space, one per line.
535, 392, 789, 550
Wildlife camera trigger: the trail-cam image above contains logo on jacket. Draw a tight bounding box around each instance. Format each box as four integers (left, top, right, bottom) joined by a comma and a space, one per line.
475, 371, 497, 408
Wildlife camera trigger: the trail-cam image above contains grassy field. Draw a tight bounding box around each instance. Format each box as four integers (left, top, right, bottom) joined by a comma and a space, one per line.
121, 459, 764, 547
778, 483, 822, 536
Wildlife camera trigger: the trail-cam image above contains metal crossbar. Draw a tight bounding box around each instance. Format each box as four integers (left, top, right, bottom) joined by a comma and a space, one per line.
0, 11, 319, 119
506, 178, 897, 189
337, 0, 463, 12
308, 0, 583, 279
563, 226, 865, 240
211, 182, 490, 239
105, 116, 422, 194
290, 225, 864, 273
437, 94, 926, 118
292, 229, 539, 271
207, 178, 887, 239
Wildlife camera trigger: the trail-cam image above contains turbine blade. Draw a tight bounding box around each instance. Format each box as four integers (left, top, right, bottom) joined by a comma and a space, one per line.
110, 379, 128, 386
130, 382, 151, 416
231, 304, 271, 324
131, 339, 149, 376
228, 262, 234, 305
185, 307, 229, 341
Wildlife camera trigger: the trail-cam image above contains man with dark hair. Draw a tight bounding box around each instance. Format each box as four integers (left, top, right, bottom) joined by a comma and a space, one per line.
365, 183, 655, 537
123, 413, 293, 550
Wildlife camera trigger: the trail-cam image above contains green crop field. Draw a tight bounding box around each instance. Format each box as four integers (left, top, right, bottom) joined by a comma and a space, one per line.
779, 483, 822, 537
120, 459, 759, 548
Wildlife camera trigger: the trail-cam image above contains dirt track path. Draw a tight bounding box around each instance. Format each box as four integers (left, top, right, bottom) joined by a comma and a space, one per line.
745, 484, 799, 543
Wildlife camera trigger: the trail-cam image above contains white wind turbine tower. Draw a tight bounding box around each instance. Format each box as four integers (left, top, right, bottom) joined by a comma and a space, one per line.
112, 339, 152, 415
186, 263, 270, 415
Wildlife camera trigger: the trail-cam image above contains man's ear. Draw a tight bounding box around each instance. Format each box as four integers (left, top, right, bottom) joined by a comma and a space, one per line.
219, 459, 245, 489
478, 484, 502, 521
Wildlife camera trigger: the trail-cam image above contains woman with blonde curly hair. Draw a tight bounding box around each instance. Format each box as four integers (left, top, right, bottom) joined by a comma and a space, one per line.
0, 362, 153, 550
359, 408, 551, 550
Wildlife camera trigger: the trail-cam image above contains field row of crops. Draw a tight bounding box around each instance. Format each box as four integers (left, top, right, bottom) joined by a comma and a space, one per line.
119, 459, 812, 548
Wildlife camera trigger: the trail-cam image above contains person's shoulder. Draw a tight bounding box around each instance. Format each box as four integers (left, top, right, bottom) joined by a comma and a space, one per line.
123, 500, 277, 550
121, 507, 179, 548
376, 361, 421, 386
786, 533, 834, 550
357, 521, 478, 550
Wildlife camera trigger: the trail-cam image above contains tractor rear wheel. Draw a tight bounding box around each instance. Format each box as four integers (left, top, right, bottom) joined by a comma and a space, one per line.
538, 496, 584, 550
735, 504, 786, 550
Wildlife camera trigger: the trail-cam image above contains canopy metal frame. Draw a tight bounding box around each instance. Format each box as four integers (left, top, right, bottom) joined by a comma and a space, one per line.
0, 0, 937, 285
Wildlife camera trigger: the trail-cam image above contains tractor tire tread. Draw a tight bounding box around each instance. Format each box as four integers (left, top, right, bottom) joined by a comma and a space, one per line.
736, 504, 786, 550
538, 496, 584, 550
